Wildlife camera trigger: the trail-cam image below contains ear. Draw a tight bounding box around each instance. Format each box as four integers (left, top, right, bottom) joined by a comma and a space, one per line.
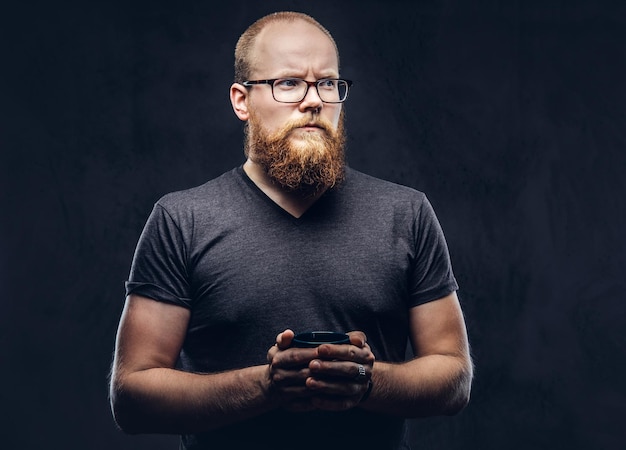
230, 83, 250, 121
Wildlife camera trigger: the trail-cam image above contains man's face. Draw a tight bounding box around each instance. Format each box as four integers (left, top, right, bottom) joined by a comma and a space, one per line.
241, 20, 346, 192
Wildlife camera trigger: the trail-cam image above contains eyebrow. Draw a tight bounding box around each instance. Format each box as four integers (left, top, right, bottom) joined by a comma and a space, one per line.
271, 72, 340, 80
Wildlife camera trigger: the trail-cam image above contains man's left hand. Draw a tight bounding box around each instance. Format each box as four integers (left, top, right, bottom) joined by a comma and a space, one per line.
305, 330, 375, 411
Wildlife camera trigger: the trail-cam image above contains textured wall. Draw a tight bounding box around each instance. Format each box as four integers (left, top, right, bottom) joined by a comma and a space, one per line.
1, 1, 625, 448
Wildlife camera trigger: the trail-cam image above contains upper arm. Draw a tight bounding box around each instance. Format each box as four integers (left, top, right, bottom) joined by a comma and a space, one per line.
112, 294, 191, 377
408, 292, 470, 361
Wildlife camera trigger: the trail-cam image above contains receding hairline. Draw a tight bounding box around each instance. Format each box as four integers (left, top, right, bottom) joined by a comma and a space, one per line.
234, 11, 340, 83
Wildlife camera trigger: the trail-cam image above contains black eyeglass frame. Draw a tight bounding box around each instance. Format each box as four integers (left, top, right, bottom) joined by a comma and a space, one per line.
241, 78, 353, 103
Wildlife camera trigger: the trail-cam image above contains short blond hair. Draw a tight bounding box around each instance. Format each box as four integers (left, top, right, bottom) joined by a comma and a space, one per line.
234, 11, 339, 83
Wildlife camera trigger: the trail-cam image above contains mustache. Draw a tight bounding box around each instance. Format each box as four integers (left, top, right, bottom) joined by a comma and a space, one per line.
282, 115, 334, 135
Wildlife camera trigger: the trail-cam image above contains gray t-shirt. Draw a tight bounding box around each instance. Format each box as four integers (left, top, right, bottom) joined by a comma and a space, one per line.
126, 166, 458, 449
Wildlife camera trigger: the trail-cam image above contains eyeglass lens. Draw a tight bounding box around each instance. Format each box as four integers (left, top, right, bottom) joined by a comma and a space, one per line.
272, 79, 349, 103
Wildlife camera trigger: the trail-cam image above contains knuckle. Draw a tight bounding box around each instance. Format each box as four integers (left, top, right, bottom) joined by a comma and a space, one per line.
271, 371, 285, 383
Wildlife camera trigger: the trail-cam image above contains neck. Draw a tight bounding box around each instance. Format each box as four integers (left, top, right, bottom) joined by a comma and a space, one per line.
243, 159, 327, 218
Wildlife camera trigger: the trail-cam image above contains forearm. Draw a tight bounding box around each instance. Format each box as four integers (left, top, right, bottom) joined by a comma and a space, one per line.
110, 364, 276, 434
360, 354, 473, 417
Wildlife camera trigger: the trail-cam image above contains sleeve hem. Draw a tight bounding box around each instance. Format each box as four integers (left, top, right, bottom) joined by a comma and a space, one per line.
408, 281, 458, 308
125, 281, 192, 309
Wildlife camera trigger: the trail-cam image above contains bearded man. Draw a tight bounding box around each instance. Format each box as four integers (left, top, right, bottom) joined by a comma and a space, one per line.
110, 11, 473, 450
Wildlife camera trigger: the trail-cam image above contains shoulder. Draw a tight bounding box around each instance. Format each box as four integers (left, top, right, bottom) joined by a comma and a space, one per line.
343, 167, 429, 208
338, 168, 444, 229
155, 167, 243, 213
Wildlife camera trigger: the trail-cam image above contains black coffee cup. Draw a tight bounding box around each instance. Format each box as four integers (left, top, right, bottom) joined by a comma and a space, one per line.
292, 331, 350, 348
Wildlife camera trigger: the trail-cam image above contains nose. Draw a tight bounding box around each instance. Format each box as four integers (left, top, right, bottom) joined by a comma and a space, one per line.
298, 83, 323, 112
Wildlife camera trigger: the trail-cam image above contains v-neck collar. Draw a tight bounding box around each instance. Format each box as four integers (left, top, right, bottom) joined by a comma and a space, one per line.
236, 165, 337, 223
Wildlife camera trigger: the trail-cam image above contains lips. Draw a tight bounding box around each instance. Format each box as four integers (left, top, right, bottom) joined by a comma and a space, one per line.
301, 123, 326, 131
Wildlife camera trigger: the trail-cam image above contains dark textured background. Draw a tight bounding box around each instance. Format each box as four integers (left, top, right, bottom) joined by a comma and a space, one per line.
2, 1, 625, 449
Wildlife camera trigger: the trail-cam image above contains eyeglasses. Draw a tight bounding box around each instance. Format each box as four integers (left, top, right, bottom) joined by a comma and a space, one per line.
242, 78, 352, 103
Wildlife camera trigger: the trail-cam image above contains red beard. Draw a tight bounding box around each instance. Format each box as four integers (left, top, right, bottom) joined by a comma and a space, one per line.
245, 111, 346, 195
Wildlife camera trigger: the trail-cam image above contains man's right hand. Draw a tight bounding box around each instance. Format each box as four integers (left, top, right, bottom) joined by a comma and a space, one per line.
266, 329, 321, 411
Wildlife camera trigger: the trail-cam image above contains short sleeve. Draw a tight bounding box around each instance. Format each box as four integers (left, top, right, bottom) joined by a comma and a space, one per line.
408, 196, 458, 306
125, 203, 192, 308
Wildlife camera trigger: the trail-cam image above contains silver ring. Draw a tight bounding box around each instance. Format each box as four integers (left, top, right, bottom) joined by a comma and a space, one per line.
355, 364, 367, 381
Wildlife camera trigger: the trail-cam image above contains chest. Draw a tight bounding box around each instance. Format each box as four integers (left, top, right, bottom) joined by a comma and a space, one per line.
179, 209, 415, 367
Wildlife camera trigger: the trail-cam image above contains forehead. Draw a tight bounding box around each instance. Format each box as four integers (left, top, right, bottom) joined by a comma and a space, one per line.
250, 20, 339, 77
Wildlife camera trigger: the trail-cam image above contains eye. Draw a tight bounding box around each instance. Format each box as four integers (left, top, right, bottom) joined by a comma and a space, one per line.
318, 79, 337, 90
274, 78, 301, 89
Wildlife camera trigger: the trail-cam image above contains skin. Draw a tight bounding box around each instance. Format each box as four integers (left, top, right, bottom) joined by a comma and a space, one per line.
230, 19, 343, 218
109, 18, 473, 435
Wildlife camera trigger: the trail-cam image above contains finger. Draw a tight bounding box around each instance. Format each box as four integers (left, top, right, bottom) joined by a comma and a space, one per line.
309, 359, 371, 382
270, 366, 312, 387
346, 330, 367, 347
316, 343, 374, 364
276, 329, 295, 350
272, 347, 319, 369
271, 382, 313, 396
267, 343, 279, 362
306, 376, 365, 397
268, 329, 296, 362
269, 379, 315, 408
